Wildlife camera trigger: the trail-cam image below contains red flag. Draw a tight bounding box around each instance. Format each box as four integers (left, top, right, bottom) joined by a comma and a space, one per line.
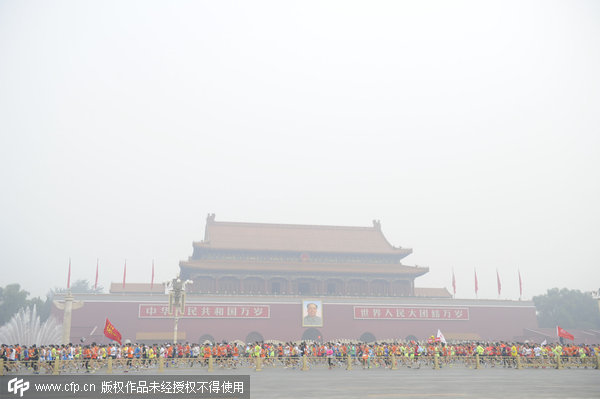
151, 260, 155, 290
67, 258, 71, 289
518, 269, 523, 299
94, 259, 99, 290
122, 261, 127, 289
557, 326, 574, 341
452, 270, 456, 296
103, 318, 122, 345
474, 268, 478, 296
496, 269, 501, 296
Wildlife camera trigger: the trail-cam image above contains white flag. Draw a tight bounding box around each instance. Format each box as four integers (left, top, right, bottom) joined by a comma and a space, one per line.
437, 329, 447, 344
541, 339, 547, 346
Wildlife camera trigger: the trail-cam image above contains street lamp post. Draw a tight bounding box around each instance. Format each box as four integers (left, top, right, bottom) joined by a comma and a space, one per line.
167, 276, 192, 344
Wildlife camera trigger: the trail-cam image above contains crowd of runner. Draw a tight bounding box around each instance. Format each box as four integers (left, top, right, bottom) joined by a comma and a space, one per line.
2, 340, 599, 373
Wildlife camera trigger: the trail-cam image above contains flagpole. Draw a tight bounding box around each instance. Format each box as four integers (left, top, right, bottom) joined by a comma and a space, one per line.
474, 268, 478, 299
94, 258, 99, 293
451, 268, 456, 299
518, 268, 523, 301
496, 269, 501, 299
122, 260, 127, 295
151, 259, 155, 295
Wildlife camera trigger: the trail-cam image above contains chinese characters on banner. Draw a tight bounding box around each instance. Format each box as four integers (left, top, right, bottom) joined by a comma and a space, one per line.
139, 304, 270, 319
354, 306, 469, 320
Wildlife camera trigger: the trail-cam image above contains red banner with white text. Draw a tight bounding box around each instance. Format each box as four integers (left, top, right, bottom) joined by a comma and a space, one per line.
139, 303, 270, 319
354, 306, 469, 320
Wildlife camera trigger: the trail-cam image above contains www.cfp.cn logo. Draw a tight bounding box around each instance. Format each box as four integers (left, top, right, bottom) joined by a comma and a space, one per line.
8, 377, 30, 397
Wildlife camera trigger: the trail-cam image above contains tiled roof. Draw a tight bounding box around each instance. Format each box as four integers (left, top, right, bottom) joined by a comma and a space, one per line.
193, 216, 412, 255
109, 283, 165, 294
413, 287, 453, 298
180, 259, 429, 277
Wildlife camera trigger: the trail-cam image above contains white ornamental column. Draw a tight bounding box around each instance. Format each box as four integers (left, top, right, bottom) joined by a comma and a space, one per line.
54, 294, 83, 344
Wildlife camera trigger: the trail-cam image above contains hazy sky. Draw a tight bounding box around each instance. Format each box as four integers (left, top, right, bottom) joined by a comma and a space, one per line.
1, 0, 599, 302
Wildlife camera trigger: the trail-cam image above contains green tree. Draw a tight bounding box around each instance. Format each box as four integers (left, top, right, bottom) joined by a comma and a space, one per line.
0, 284, 55, 325
53, 279, 103, 294
28, 292, 53, 322
0, 284, 31, 325
0, 280, 100, 326
533, 288, 600, 329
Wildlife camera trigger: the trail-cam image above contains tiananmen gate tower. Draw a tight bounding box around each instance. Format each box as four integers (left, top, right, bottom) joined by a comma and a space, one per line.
53, 215, 541, 344
180, 214, 428, 298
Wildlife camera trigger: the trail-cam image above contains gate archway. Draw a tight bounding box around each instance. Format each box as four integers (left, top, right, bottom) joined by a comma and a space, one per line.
245, 331, 264, 343
359, 332, 376, 343
405, 334, 418, 342
198, 334, 215, 344
301, 328, 322, 342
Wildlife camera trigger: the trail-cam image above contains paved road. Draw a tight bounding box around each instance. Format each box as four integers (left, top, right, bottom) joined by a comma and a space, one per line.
128, 365, 600, 398
4, 366, 599, 398
239, 367, 600, 399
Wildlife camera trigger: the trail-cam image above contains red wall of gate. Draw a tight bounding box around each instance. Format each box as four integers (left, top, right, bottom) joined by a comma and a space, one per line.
53, 295, 537, 344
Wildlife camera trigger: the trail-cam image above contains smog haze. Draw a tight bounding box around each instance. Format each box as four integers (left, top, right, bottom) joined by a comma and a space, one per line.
0, 0, 599, 301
